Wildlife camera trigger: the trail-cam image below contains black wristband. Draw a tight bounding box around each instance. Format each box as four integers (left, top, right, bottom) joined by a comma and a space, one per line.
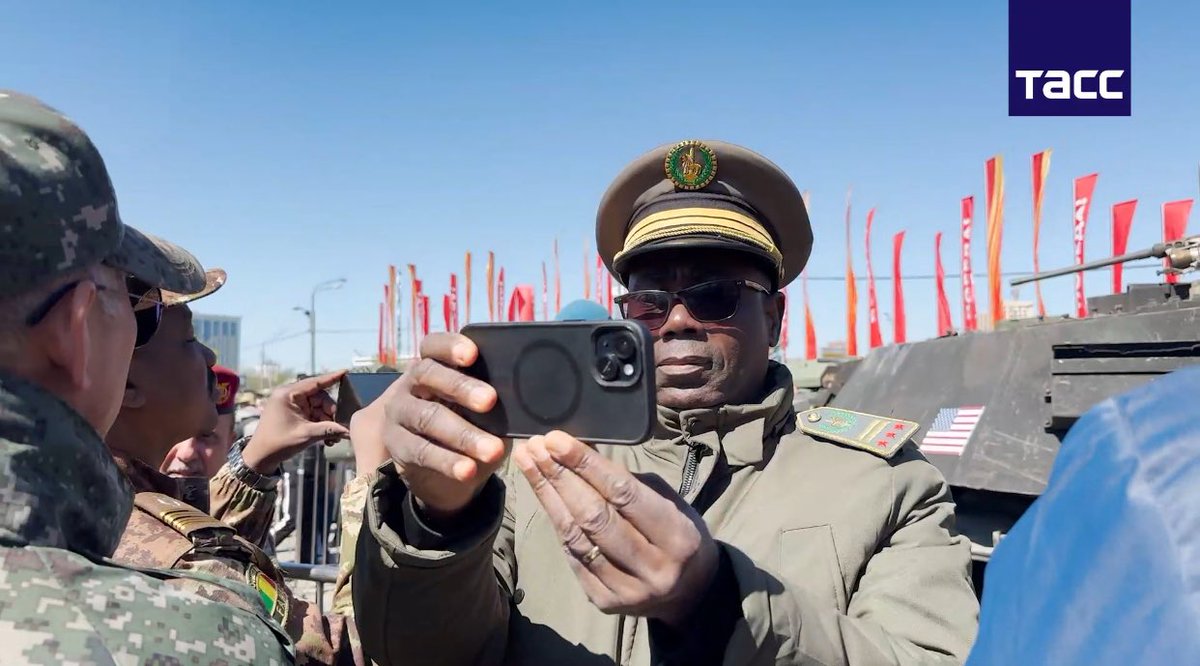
648, 545, 743, 666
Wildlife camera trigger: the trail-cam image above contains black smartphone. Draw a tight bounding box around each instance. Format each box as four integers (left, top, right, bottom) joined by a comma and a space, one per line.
458, 320, 656, 444
335, 371, 402, 426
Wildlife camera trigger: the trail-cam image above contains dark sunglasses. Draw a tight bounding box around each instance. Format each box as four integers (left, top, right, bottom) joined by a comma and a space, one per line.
615, 279, 770, 330
25, 274, 165, 348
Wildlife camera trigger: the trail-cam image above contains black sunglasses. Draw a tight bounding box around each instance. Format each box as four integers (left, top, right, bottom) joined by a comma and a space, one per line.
25, 274, 165, 348
615, 279, 770, 330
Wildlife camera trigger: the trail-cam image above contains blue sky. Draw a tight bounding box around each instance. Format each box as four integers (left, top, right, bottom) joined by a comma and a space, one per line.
6, 1, 1198, 372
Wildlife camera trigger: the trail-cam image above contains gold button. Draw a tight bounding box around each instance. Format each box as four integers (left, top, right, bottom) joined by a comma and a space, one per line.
806, 412, 821, 423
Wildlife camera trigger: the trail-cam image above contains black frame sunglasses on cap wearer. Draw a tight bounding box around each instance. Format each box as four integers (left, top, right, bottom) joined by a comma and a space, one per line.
615, 278, 771, 330
24, 273, 165, 348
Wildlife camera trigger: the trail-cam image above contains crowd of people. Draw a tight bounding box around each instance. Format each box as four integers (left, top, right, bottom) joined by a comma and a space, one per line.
1, 89, 1196, 665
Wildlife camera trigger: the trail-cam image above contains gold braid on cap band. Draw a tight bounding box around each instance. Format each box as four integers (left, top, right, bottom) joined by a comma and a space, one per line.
615, 207, 784, 273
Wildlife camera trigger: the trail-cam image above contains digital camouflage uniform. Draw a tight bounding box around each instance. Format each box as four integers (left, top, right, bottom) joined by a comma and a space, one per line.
111, 452, 367, 665
0, 90, 294, 663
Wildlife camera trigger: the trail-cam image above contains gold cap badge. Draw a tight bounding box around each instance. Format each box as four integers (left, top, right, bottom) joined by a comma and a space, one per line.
664, 140, 717, 190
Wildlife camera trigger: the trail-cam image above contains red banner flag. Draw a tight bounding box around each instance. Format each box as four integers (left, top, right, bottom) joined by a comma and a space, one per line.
508, 285, 536, 322
935, 232, 953, 336
486, 252, 495, 322
985, 156, 1005, 326
420, 294, 430, 337
1163, 199, 1193, 284
553, 239, 561, 316
595, 253, 604, 305
892, 231, 906, 344
803, 269, 817, 360
541, 262, 549, 320
497, 268, 506, 321
449, 273, 459, 331
606, 270, 614, 316
1111, 200, 1137, 293
378, 299, 385, 363
1031, 150, 1052, 317
414, 280, 426, 350
407, 265, 418, 357
961, 197, 978, 331
779, 286, 789, 355
1072, 173, 1099, 318
583, 243, 591, 300
845, 189, 858, 356
464, 252, 472, 325
443, 294, 451, 332
865, 208, 882, 349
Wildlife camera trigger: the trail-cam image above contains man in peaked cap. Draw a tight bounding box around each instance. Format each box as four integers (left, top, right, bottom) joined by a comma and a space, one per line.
0, 91, 293, 662
351, 140, 978, 665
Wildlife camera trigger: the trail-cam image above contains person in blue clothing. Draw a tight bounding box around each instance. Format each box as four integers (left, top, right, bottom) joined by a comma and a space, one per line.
555, 298, 612, 321
968, 365, 1200, 666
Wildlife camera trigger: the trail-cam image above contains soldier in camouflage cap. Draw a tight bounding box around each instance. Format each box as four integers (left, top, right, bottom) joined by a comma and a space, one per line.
0, 91, 294, 663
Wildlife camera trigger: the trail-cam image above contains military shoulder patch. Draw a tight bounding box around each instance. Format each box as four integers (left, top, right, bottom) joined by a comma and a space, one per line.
796, 407, 919, 459
246, 562, 290, 626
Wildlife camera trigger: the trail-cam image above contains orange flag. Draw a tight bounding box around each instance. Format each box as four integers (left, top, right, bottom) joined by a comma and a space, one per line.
935, 232, 953, 336
865, 208, 882, 349
485, 252, 495, 321
844, 189, 858, 356
985, 156, 1005, 326
1031, 150, 1051, 318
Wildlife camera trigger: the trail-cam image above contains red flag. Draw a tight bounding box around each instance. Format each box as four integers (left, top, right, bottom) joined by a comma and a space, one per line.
378, 301, 384, 363
449, 274, 459, 331
844, 189, 858, 356
382, 284, 390, 363
1163, 200, 1193, 284
407, 265, 418, 356
414, 286, 427, 350
1111, 200, 1137, 293
1072, 174, 1099, 318
420, 294, 430, 337
606, 270, 613, 316
508, 285, 535, 322
464, 253, 472, 325
1031, 150, 1052, 317
583, 244, 591, 300
553, 239, 561, 315
802, 270, 817, 360
892, 231, 906, 343
497, 268, 506, 321
961, 197, 978, 331
865, 208, 882, 348
934, 232, 953, 336
541, 262, 549, 320
985, 156, 1005, 326
486, 252, 495, 321
779, 286, 789, 355
443, 294, 452, 332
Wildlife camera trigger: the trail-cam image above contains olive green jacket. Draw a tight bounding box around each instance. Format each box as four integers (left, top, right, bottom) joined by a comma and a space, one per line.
354, 364, 978, 665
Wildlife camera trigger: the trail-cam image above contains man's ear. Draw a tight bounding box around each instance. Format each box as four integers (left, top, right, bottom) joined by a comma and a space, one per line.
766, 290, 785, 347
38, 283, 95, 392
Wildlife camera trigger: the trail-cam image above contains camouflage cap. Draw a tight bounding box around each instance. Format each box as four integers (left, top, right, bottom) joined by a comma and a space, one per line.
0, 91, 206, 300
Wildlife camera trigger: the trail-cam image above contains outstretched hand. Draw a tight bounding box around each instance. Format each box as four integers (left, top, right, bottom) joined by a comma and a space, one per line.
511, 431, 718, 626
241, 370, 351, 474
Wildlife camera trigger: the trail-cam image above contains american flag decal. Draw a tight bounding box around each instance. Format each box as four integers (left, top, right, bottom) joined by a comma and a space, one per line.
919, 406, 985, 456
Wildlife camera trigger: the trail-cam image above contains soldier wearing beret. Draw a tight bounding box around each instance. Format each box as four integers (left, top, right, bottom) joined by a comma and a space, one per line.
0, 91, 293, 662
351, 140, 979, 665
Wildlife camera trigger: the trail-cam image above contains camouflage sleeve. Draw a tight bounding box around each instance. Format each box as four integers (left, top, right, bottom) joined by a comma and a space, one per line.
210, 461, 277, 548
331, 469, 380, 617
0, 546, 293, 665
175, 550, 367, 665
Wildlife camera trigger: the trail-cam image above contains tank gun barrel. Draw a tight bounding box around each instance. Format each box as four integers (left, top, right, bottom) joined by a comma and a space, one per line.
1010, 235, 1200, 286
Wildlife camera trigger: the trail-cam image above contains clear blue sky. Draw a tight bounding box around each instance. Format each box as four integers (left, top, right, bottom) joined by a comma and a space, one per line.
6, 1, 1198, 372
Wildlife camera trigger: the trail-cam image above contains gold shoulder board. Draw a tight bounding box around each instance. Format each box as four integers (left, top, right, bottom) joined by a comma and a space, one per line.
134, 492, 233, 537
796, 407, 919, 459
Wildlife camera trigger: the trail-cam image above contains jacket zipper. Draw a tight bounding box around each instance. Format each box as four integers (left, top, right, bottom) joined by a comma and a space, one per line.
678, 440, 710, 498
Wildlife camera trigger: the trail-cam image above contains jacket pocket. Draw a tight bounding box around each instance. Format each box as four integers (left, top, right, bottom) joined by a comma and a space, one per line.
779, 525, 848, 613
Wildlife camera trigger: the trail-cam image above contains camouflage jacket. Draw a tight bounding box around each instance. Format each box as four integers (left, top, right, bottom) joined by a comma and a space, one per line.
0, 372, 294, 664
330, 468, 379, 617
111, 452, 366, 665
211, 461, 277, 548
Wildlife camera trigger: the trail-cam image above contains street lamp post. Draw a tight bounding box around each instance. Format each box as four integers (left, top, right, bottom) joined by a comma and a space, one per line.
294, 278, 346, 375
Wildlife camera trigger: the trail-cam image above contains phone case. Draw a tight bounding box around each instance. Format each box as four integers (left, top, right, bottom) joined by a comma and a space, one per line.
335, 372, 402, 425
459, 321, 656, 444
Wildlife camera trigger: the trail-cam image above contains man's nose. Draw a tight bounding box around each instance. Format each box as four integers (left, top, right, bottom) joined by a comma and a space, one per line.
656, 300, 701, 339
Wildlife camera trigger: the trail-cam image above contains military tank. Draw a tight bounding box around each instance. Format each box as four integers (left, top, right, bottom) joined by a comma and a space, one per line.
828, 235, 1200, 592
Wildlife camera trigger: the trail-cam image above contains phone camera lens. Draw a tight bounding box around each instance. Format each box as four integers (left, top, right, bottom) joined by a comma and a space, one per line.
598, 354, 621, 381
613, 334, 635, 361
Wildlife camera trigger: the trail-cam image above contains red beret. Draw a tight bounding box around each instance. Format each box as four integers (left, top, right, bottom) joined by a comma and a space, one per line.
213, 365, 239, 414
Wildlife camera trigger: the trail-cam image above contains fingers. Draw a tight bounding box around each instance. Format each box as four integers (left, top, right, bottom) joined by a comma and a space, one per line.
406, 358, 496, 414
542, 431, 680, 551
385, 394, 505, 476
302, 420, 350, 441
419, 333, 477, 367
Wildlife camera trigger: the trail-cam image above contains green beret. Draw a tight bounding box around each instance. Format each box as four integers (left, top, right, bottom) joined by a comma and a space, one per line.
596, 139, 813, 290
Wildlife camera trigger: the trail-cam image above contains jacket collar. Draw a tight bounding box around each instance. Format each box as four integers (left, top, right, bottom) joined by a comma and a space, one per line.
111, 449, 184, 498
650, 362, 796, 467
0, 372, 131, 558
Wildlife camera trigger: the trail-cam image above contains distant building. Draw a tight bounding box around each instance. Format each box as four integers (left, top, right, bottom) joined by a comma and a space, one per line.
820, 340, 849, 358
1004, 299, 1035, 320
194, 313, 241, 371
